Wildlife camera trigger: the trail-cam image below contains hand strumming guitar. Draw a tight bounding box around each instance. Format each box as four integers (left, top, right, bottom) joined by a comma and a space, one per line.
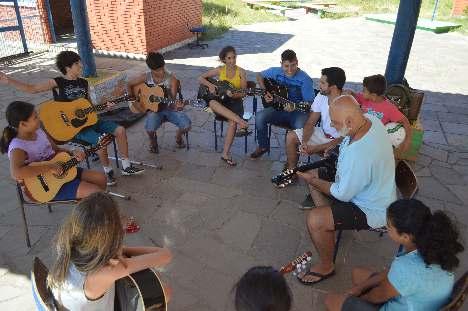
264, 91, 274, 103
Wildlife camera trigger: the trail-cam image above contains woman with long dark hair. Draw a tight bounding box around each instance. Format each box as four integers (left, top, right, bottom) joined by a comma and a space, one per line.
325, 199, 464, 311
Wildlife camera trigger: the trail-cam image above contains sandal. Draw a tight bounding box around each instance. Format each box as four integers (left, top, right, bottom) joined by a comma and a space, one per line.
221, 156, 237, 166
250, 147, 269, 159
235, 128, 253, 137
297, 269, 335, 286
176, 137, 186, 149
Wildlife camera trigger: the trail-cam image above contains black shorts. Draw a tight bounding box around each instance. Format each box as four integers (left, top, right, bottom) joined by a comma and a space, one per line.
342, 296, 381, 311
330, 198, 370, 231
220, 98, 244, 118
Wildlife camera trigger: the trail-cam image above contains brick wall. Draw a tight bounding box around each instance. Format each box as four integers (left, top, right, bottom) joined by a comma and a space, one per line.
86, 0, 202, 55
452, 0, 468, 16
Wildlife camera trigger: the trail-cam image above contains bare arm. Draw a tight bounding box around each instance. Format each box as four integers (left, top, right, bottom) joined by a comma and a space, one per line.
395, 116, 412, 154
0, 72, 57, 94
256, 73, 266, 89
360, 275, 399, 304
169, 74, 178, 100
198, 67, 220, 87
301, 112, 321, 144
84, 247, 172, 299
126, 73, 147, 113
9, 149, 55, 180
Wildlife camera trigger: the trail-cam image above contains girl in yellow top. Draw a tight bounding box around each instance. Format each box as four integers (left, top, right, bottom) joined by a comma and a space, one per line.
199, 46, 249, 166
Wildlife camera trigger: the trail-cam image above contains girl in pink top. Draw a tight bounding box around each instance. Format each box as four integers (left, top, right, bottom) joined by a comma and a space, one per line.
0, 101, 106, 201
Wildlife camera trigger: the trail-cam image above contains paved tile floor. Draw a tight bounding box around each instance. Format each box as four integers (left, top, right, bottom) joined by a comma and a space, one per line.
0, 14, 467, 310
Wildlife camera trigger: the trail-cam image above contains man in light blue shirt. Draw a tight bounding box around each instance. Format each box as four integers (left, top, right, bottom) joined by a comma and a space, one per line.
296, 95, 397, 285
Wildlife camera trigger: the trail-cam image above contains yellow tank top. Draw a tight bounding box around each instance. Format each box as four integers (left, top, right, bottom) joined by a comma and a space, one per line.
219, 65, 241, 89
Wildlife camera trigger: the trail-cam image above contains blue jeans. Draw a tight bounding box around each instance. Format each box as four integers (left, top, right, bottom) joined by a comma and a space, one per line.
255, 107, 308, 149
145, 110, 191, 132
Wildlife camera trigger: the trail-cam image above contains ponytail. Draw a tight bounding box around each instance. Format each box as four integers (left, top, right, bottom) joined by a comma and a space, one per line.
0, 101, 35, 154
0, 126, 18, 154
387, 199, 464, 271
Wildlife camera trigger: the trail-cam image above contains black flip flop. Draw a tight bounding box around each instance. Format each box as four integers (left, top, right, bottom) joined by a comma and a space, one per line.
297, 269, 335, 286
221, 157, 237, 166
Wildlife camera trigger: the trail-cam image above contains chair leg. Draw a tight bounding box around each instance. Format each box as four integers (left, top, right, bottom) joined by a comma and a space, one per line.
220, 121, 224, 137
267, 124, 272, 155
333, 230, 343, 264
19, 201, 31, 248
47, 204, 52, 213
214, 119, 218, 152
253, 97, 258, 142
185, 132, 189, 150
244, 133, 248, 154
112, 138, 119, 168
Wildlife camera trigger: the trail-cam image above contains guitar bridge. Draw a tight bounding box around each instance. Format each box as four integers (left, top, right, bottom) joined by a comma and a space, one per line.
37, 175, 49, 192
60, 111, 71, 127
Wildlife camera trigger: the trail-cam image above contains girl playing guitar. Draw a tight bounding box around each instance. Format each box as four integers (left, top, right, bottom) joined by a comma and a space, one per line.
48, 192, 172, 310
198, 46, 250, 166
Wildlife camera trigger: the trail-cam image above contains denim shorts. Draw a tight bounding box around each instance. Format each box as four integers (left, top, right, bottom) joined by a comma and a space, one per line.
53, 167, 83, 201
145, 110, 192, 132
75, 120, 118, 145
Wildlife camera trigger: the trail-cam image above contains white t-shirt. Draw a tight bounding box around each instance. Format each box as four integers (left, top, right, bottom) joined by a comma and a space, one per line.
311, 94, 339, 138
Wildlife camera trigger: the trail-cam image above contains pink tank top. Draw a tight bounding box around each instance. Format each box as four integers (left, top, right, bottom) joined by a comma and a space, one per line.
8, 128, 55, 164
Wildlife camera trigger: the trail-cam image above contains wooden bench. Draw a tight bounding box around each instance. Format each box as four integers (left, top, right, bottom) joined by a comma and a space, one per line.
242, 0, 292, 16
303, 2, 337, 14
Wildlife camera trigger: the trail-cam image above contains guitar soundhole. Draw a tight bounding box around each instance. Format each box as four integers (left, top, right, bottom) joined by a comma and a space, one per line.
52, 162, 66, 179
75, 109, 85, 119
70, 117, 88, 128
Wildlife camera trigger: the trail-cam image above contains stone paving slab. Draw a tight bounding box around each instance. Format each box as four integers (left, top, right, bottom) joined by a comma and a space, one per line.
0, 13, 468, 310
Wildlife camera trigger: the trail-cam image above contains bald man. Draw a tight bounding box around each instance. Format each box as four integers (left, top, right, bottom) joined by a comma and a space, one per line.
296, 95, 397, 285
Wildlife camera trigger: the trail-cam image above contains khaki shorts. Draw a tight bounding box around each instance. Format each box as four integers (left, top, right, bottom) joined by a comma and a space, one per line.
294, 127, 333, 145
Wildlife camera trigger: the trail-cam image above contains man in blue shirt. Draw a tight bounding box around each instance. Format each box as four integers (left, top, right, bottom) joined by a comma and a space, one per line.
250, 49, 315, 159
296, 95, 397, 285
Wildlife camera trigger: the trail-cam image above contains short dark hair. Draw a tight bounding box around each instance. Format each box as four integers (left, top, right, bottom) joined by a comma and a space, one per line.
234, 266, 292, 311
321, 67, 346, 90
56, 51, 81, 75
146, 52, 165, 70
281, 49, 297, 62
363, 74, 387, 96
219, 46, 236, 62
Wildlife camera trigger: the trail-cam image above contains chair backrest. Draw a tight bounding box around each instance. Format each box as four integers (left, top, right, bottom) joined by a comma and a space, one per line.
395, 160, 418, 199
31, 257, 57, 311
440, 272, 468, 311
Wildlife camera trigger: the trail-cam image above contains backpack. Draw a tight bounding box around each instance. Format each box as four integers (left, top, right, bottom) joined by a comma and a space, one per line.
385, 83, 412, 119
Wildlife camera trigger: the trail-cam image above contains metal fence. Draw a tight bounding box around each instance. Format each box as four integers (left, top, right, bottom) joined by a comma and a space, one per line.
0, 0, 48, 60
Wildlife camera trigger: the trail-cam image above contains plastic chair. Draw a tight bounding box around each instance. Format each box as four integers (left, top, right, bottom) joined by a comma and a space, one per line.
187, 25, 208, 49
16, 182, 77, 248
31, 257, 59, 310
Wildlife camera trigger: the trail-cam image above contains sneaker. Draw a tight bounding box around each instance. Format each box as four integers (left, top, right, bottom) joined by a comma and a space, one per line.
106, 170, 117, 186
121, 165, 145, 176
299, 194, 315, 210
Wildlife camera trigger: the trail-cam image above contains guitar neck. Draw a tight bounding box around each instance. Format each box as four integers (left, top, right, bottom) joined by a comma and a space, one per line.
60, 144, 105, 172
84, 95, 131, 114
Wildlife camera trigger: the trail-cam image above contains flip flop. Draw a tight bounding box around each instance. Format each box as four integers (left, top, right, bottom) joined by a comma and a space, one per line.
297, 269, 335, 286
221, 156, 237, 166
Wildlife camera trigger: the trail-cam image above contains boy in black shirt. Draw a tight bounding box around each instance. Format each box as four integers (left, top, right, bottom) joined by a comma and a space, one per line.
0, 51, 144, 186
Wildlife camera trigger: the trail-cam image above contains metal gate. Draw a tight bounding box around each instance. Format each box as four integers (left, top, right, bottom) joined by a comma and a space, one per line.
0, 0, 47, 60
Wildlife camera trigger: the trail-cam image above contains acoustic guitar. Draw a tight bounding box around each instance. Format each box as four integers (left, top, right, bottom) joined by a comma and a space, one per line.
271, 146, 340, 188
263, 78, 311, 113
38, 94, 131, 142
197, 77, 265, 101
132, 83, 205, 112
23, 134, 113, 203
115, 268, 167, 311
